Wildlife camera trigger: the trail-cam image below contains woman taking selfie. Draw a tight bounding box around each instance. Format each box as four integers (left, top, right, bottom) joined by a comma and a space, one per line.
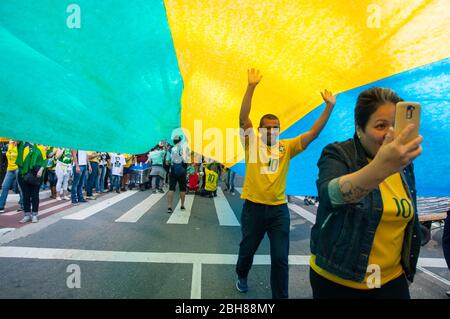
310, 87, 423, 299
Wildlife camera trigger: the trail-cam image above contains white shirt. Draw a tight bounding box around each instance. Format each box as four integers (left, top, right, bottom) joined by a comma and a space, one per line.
111, 153, 126, 176
77, 150, 88, 166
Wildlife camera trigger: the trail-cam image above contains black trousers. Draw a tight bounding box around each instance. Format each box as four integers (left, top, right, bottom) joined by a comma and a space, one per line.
236, 200, 290, 299
310, 268, 410, 299
18, 174, 41, 215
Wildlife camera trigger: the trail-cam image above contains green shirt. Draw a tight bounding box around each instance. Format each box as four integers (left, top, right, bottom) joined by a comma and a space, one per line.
16, 142, 47, 176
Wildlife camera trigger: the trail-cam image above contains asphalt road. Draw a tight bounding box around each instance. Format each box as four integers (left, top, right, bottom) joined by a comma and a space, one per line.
0, 182, 448, 299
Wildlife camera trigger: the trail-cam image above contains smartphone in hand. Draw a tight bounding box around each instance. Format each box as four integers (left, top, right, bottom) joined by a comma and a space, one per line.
394, 102, 421, 143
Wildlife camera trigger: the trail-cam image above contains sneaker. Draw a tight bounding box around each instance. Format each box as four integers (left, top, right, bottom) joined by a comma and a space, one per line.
446, 291, 450, 297
56, 196, 62, 201
61, 196, 68, 200
167, 207, 173, 214
158, 189, 164, 194
180, 206, 185, 210
78, 199, 88, 203
17, 207, 24, 212
0, 208, 5, 214
31, 216, 38, 223
116, 190, 120, 194
72, 202, 79, 206
231, 192, 236, 196
19, 215, 32, 223
235, 277, 248, 293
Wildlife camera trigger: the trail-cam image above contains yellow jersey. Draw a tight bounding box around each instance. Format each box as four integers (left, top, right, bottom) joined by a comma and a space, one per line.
204, 168, 219, 192
310, 172, 414, 289
124, 154, 134, 168
240, 130, 303, 205
87, 151, 100, 163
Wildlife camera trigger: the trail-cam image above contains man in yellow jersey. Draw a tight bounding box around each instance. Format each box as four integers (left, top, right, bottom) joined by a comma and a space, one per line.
236, 68, 336, 298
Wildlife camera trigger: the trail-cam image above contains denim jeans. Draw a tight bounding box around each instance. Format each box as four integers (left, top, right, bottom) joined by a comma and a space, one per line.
71, 165, 87, 203
227, 170, 236, 192
47, 170, 57, 187
87, 162, 99, 196
98, 165, 107, 192
236, 200, 290, 299
0, 170, 23, 209
111, 175, 121, 191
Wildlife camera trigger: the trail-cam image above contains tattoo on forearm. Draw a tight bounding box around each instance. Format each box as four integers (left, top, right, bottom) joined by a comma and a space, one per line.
339, 180, 370, 203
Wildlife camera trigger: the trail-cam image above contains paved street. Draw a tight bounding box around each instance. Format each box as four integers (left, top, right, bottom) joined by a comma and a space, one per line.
0, 181, 448, 299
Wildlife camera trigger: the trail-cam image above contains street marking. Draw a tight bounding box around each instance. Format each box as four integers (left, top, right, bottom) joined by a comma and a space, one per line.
63, 191, 138, 220
3, 199, 60, 216
4, 201, 73, 217
6, 190, 50, 202
0, 228, 15, 236
191, 263, 202, 299
417, 266, 450, 286
417, 258, 449, 268
167, 194, 195, 224
115, 193, 165, 223
214, 188, 240, 226
288, 203, 316, 224
235, 187, 242, 194
39, 201, 73, 215
0, 246, 446, 268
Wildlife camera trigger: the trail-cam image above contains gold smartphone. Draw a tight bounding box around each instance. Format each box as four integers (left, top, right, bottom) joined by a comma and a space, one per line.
394, 102, 421, 143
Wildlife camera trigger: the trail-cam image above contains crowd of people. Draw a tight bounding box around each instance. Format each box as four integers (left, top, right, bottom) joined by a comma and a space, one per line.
0, 138, 237, 222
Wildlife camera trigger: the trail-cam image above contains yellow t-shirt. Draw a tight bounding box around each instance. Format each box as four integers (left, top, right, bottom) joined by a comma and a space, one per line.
204, 168, 218, 192
87, 151, 100, 163
124, 154, 134, 168
240, 130, 303, 205
6, 143, 18, 171
310, 172, 414, 289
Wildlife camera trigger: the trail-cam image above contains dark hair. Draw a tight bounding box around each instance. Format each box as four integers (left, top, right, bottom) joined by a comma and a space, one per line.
355, 87, 402, 132
259, 114, 280, 127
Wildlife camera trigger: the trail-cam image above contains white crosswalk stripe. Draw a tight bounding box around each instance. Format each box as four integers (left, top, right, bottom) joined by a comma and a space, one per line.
236, 187, 316, 224
288, 203, 316, 224
214, 187, 240, 226
115, 192, 165, 223
63, 191, 138, 220
167, 194, 195, 224
3, 198, 60, 216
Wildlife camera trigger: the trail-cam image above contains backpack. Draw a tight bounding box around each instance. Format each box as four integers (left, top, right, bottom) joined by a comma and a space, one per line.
170, 146, 187, 177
